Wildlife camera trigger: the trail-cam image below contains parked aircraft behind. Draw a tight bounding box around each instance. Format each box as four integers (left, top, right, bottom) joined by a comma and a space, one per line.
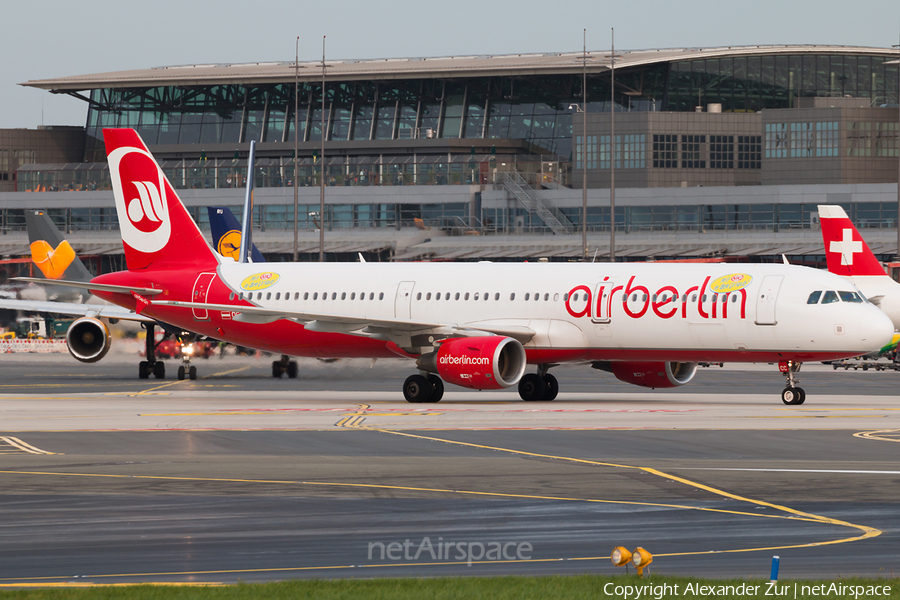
0, 207, 271, 380
818, 204, 900, 330
27, 128, 888, 406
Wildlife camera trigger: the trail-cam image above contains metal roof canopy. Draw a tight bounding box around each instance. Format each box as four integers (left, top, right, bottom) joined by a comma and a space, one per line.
21, 45, 899, 92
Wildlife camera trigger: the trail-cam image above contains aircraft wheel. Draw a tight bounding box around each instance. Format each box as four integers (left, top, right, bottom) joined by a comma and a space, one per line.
272, 361, 284, 378
781, 387, 805, 405
177, 366, 186, 381
189, 366, 197, 380
542, 373, 559, 401
403, 374, 433, 403
153, 361, 165, 379
287, 361, 298, 379
426, 374, 444, 403
138, 361, 150, 380
518, 373, 547, 401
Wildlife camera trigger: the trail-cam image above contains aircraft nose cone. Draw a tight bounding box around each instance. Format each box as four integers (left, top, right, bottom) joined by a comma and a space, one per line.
858, 306, 895, 348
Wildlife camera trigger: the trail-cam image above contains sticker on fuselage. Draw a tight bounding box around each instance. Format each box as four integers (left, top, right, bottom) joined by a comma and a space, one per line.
240, 272, 280, 291
708, 273, 752, 294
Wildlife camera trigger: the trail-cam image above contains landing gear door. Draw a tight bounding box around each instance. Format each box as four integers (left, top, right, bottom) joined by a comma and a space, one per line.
394, 281, 415, 319
755, 275, 783, 326
191, 272, 217, 321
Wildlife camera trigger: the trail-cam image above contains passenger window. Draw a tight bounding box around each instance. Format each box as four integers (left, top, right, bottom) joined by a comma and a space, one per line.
379, 292, 384, 300
510, 293, 516, 301
417, 292, 422, 300
721, 294, 727, 303
436, 293, 441, 301
525, 293, 530, 301
266, 292, 272, 300
455, 292, 460, 300
701, 294, 707, 302
313, 292, 318, 300
807, 291, 822, 304
341, 292, 346, 300
445, 293, 450, 300
351, 292, 356, 300
730, 295, 736, 303
553, 293, 559, 302
464, 293, 470, 301
474, 292, 480, 300
495, 293, 500, 301
426, 293, 432, 300
304, 292, 309, 300
838, 291, 863, 303
692, 294, 697, 302
822, 291, 839, 304
332, 292, 337, 300
544, 293, 549, 301
229, 292, 234, 301
276, 293, 281, 300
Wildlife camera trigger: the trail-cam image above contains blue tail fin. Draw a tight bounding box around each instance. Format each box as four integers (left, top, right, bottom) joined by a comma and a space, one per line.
208, 206, 265, 263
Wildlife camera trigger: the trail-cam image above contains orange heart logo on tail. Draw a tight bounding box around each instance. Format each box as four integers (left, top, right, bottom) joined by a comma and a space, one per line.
30, 240, 76, 280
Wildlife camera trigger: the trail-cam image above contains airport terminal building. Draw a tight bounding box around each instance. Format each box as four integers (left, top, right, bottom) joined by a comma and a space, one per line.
1, 44, 899, 266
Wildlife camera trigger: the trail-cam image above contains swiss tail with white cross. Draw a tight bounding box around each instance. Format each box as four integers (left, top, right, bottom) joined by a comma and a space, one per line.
818, 204, 900, 330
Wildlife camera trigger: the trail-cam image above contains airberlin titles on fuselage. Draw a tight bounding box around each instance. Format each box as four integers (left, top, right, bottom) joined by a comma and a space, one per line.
565, 274, 751, 321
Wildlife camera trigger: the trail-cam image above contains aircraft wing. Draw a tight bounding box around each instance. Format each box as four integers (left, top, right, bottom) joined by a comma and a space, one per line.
0, 298, 156, 323
152, 300, 535, 344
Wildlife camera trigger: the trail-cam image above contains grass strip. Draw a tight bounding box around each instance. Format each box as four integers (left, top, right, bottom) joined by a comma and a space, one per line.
0, 575, 898, 600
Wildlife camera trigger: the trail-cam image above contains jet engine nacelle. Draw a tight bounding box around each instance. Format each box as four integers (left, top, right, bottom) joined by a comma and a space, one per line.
66, 317, 112, 363
604, 361, 698, 389
417, 336, 527, 390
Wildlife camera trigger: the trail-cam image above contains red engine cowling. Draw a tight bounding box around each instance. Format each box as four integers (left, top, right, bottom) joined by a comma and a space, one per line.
417, 336, 527, 390
605, 361, 698, 389
66, 317, 112, 363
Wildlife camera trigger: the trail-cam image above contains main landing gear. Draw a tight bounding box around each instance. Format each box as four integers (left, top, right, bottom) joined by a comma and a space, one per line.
403, 373, 444, 403
779, 360, 805, 405
518, 365, 558, 402
138, 322, 165, 380
272, 355, 298, 378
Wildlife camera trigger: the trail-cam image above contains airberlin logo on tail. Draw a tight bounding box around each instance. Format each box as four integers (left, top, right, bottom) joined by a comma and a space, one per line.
108, 146, 171, 253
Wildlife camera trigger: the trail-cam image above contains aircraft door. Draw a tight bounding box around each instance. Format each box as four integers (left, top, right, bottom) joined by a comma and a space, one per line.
191, 272, 217, 320
394, 281, 415, 319
755, 275, 784, 326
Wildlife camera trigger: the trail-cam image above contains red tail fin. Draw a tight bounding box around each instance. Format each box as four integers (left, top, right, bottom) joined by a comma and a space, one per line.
818, 205, 886, 277
104, 129, 218, 271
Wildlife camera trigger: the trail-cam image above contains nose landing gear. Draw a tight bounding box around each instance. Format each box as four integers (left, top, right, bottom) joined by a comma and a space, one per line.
779, 361, 805, 405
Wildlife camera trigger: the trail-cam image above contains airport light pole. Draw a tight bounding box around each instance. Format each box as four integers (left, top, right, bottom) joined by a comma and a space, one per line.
609, 28, 616, 263
319, 36, 326, 263
891, 38, 900, 263
582, 29, 588, 262
293, 37, 299, 262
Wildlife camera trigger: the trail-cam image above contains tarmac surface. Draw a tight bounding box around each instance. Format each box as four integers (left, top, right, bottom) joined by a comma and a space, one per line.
0, 353, 898, 585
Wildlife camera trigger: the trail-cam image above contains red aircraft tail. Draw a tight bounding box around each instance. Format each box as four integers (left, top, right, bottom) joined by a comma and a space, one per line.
103, 129, 218, 271
818, 205, 886, 278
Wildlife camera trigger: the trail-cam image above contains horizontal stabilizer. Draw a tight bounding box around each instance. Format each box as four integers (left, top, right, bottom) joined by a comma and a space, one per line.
12, 277, 163, 296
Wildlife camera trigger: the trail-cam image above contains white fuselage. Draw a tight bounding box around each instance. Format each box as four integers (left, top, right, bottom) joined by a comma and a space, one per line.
176, 260, 893, 362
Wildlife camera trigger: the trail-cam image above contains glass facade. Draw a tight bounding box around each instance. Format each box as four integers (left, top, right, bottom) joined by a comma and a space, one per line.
79, 53, 898, 172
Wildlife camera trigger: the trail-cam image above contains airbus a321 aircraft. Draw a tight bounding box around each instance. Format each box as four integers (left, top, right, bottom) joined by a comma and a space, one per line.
20, 129, 893, 405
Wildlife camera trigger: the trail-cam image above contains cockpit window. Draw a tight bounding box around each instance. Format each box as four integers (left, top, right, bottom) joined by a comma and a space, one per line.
821, 290, 839, 304
807, 291, 822, 305
838, 291, 863, 303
